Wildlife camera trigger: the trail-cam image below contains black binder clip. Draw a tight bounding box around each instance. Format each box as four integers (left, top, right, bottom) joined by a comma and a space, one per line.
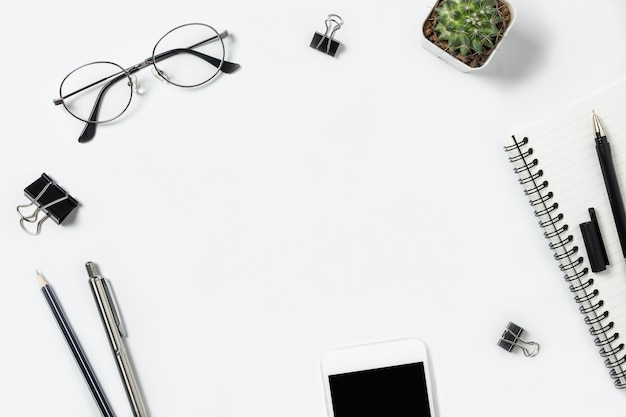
17, 173, 78, 235
497, 322, 540, 357
310, 14, 343, 57
579, 208, 609, 272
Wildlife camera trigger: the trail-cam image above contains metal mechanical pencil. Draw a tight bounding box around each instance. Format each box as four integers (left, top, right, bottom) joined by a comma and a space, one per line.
86, 262, 148, 417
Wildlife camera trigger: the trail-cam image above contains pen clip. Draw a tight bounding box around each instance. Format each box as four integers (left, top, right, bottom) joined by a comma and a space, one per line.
102, 278, 127, 337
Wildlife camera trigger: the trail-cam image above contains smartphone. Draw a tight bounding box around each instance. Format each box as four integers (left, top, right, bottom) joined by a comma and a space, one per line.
321, 338, 436, 417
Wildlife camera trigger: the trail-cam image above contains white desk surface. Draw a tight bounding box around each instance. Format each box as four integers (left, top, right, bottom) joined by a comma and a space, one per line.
2, 0, 626, 415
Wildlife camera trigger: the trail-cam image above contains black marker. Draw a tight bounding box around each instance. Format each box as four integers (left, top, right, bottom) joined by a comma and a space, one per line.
593, 111, 626, 258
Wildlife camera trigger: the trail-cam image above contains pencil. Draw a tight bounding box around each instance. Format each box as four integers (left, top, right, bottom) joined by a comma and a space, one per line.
38, 271, 116, 417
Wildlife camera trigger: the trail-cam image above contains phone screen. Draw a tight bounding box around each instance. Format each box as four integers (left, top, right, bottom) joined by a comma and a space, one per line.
328, 362, 432, 416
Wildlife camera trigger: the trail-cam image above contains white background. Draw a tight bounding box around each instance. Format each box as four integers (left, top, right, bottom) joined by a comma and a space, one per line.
2, 0, 626, 416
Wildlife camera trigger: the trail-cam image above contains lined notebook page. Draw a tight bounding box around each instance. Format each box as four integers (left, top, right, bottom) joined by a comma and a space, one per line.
505, 77, 626, 387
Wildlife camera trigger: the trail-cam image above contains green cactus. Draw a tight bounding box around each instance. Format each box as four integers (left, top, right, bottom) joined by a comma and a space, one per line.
434, 0, 503, 57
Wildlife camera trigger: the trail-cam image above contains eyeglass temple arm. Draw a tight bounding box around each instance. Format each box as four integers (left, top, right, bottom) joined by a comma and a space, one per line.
53, 71, 123, 106
152, 30, 240, 73
152, 49, 240, 74
77, 71, 129, 142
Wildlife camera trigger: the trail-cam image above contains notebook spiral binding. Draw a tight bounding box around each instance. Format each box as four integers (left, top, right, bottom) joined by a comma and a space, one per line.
505, 135, 626, 388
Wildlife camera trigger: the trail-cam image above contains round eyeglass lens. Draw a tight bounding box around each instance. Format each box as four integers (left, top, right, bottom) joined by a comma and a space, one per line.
152, 23, 225, 88
59, 61, 133, 124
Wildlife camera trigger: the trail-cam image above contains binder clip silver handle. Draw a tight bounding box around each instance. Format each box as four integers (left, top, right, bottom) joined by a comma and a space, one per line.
17, 173, 78, 235
310, 14, 344, 57
497, 322, 540, 357
17, 180, 69, 235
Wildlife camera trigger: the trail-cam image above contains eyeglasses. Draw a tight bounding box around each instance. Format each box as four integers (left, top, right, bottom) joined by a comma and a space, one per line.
54, 22, 240, 143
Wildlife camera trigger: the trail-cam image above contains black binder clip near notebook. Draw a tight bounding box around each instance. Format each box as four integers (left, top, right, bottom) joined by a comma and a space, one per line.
497, 322, 540, 357
310, 14, 343, 57
17, 173, 78, 235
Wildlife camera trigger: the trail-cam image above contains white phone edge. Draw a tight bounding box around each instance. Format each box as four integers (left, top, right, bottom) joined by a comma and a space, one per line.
320, 338, 436, 417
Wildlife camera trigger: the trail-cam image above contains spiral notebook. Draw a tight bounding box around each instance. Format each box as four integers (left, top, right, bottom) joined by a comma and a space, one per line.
504, 77, 626, 389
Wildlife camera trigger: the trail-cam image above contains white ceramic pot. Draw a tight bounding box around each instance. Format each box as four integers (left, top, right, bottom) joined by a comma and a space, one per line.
421, 0, 517, 72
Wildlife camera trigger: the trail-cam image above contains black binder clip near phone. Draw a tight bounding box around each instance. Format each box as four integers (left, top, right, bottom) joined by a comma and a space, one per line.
17, 173, 78, 235
497, 322, 540, 357
310, 14, 343, 57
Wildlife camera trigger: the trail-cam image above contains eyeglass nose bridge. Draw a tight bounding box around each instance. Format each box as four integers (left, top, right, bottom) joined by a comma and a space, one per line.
128, 57, 170, 85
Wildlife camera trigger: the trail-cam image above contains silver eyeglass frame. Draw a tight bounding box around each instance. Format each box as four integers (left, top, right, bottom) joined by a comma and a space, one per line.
53, 22, 239, 142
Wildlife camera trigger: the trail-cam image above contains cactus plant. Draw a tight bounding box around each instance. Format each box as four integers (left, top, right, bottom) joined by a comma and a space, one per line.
434, 0, 502, 56
422, 0, 514, 70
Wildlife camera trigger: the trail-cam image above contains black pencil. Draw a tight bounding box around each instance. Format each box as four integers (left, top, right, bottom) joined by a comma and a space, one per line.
593, 111, 626, 258
38, 271, 116, 417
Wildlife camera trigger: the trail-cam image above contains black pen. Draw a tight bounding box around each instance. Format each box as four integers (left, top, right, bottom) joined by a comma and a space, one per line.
593, 111, 626, 258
